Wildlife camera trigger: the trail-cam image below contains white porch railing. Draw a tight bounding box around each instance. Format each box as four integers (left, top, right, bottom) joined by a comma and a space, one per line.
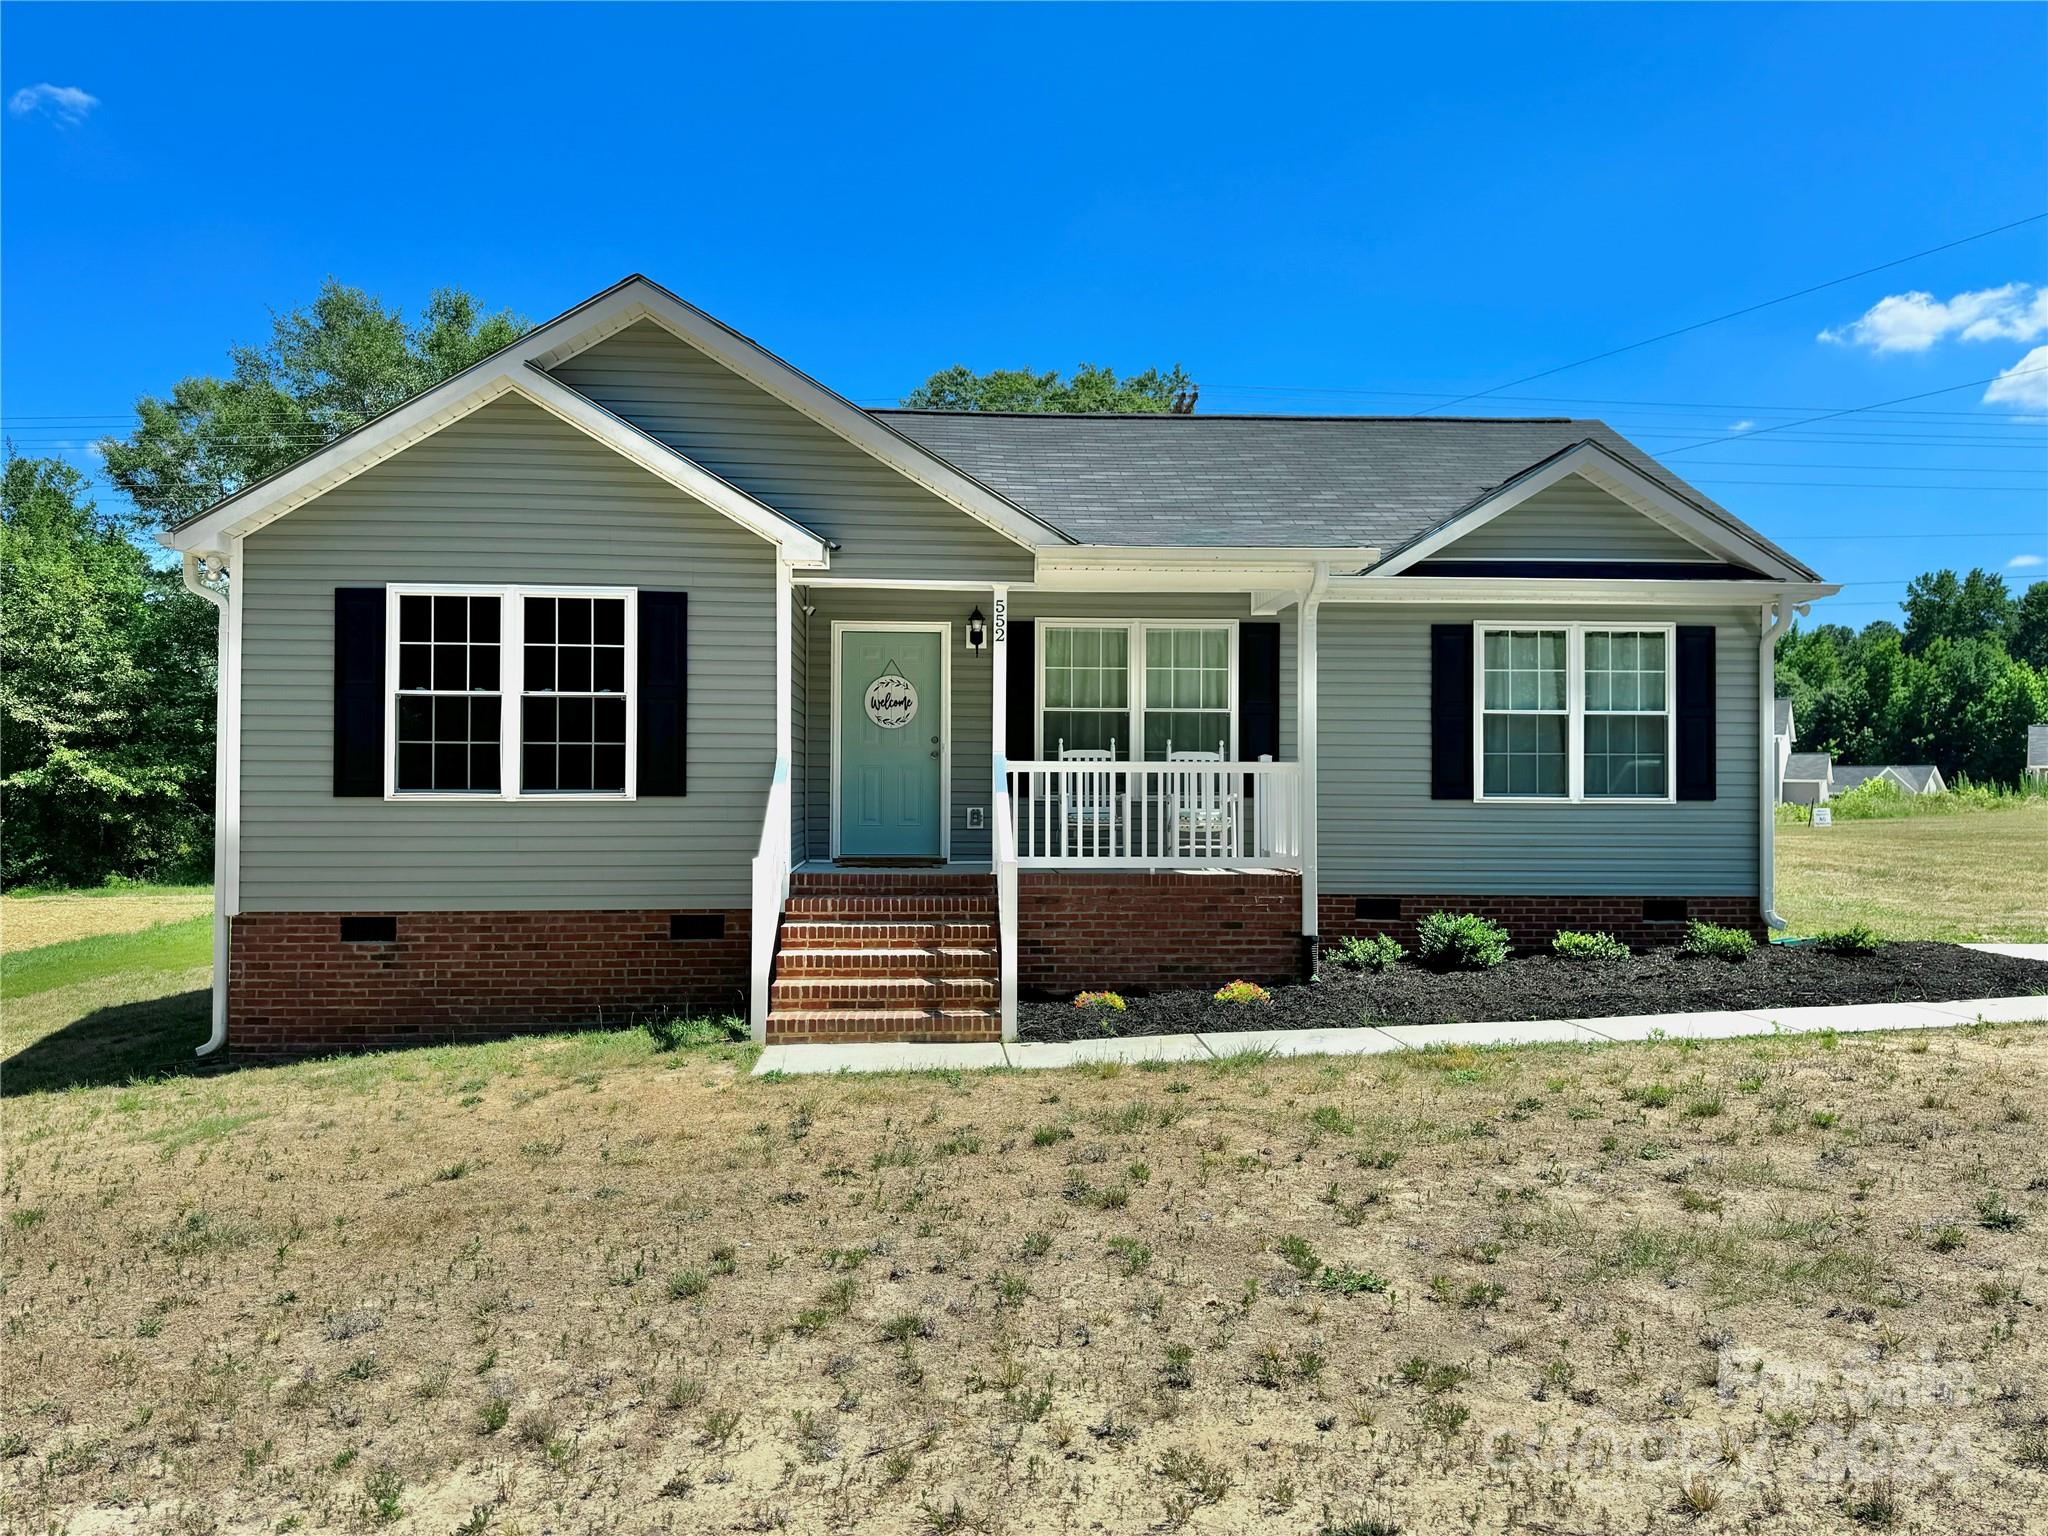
747, 761, 792, 1042
1004, 758, 1302, 868
993, 756, 1020, 1042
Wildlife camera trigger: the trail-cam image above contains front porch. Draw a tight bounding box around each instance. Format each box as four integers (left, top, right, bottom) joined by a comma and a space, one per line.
748, 572, 1328, 1043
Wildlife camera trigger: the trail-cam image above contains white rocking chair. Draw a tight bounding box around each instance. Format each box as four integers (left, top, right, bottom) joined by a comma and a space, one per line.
1058, 738, 1121, 858
1166, 740, 1234, 859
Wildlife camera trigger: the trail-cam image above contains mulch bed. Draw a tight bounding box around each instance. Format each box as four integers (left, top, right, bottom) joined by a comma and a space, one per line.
1017, 940, 2048, 1041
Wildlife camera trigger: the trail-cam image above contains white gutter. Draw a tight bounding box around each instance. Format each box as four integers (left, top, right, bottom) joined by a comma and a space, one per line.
180, 550, 234, 1056
1298, 562, 1329, 974
1757, 595, 1805, 933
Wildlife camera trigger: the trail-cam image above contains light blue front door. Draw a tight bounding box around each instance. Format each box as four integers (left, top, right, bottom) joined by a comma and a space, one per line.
838, 628, 944, 859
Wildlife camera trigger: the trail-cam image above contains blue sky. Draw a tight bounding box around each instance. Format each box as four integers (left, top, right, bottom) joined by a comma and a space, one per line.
5, 2, 2044, 621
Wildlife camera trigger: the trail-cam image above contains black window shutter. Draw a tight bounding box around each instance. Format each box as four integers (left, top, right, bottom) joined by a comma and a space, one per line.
333, 588, 386, 797
1675, 624, 1716, 801
1430, 624, 1475, 800
1005, 620, 1036, 762
639, 592, 688, 796
1240, 622, 1281, 761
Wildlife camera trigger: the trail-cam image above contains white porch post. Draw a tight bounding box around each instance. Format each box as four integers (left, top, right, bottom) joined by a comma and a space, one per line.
1297, 564, 1328, 976
990, 584, 1017, 1040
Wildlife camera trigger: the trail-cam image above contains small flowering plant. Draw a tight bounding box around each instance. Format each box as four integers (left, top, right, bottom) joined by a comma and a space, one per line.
1073, 991, 1127, 1012
1212, 979, 1272, 1006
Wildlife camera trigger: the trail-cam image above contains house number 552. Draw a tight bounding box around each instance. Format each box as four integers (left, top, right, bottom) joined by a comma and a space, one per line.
992, 596, 1007, 644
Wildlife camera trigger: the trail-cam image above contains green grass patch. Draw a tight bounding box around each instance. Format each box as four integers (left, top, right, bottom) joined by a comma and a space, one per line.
1, 915, 212, 1001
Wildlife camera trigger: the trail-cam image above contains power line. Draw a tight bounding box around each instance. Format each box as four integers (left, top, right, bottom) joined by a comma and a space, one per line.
1412, 210, 2048, 414
1658, 366, 2048, 455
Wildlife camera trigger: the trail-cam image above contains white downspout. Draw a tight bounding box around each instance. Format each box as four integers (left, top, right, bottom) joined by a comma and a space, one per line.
1298, 562, 1329, 975
182, 550, 234, 1055
1758, 596, 1793, 933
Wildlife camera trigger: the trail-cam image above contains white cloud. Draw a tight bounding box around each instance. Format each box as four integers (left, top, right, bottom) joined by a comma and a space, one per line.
1983, 344, 2048, 410
1728, 419, 1756, 433
8, 83, 99, 125
1819, 283, 2048, 353
2009, 553, 2044, 570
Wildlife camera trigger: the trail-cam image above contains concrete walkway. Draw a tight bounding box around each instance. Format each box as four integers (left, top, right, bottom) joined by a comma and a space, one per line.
753, 989, 2048, 1076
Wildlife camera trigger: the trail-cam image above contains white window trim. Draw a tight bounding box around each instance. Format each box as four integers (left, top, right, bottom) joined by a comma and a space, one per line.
1033, 619, 1240, 761
1471, 620, 1676, 805
384, 583, 639, 802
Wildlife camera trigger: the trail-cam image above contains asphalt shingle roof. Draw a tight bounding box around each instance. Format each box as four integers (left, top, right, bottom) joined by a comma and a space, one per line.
1774, 698, 1795, 738
1784, 753, 1833, 782
873, 410, 1816, 577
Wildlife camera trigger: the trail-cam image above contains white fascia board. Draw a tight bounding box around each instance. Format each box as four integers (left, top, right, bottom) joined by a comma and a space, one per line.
1370, 441, 1808, 581
1324, 576, 1841, 606
1033, 547, 1374, 595
161, 364, 829, 567
537, 280, 1072, 554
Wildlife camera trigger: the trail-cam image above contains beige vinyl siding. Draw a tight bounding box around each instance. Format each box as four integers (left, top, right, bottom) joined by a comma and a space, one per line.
238, 396, 777, 911
1318, 604, 1761, 895
1438, 475, 1718, 562
551, 322, 1037, 583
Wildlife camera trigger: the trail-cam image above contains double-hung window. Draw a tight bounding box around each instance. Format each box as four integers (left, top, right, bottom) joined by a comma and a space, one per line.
387, 585, 636, 799
1474, 622, 1673, 802
1038, 621, 1237, 761
394, 593, 503, 794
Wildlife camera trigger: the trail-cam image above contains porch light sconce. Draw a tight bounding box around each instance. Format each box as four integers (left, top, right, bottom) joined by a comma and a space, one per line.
966, 606, 988, 653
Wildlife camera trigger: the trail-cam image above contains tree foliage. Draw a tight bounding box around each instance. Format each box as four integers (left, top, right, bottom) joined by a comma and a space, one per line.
1, 457, 217, 886
101, 281, 527, 525
7, 279, 528, 888
1778, 569, 2048, 785
902, 361, 1193, 414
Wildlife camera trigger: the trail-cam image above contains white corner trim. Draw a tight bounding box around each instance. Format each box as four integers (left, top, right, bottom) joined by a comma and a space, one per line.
542, 280, 1069, 554
162, 362, 829, 566
1369, 441, 1808, 581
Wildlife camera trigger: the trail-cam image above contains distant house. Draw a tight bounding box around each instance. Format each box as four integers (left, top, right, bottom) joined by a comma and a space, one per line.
1832, 764, 1948, 796
2029, 724, 2048, 783
1782, 752, 1832, 805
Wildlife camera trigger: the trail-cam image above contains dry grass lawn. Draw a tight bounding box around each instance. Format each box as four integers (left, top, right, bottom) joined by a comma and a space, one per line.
1776, 802, 2048, 943
6, 1011, 2048, 1534
0, 885, 211, 954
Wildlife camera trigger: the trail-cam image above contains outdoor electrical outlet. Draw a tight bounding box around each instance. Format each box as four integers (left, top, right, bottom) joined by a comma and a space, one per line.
966, 807, 985, 830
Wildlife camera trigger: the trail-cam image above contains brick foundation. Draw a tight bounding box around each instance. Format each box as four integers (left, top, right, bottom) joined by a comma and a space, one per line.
1017, 871, 1304, 993
228, 909, 749, 1057
1318, 893, 1766, 955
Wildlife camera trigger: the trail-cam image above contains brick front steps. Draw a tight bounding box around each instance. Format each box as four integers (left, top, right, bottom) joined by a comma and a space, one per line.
766, 873, 1001, 1043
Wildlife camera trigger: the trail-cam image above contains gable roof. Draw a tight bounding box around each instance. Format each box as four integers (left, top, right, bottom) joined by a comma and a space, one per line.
1774, 698, 1795, 738
164, 276, 1064, 559
163, 359, 830, 565
1784, 753, 1833, 782
2030, 723, 2048, 768
876, 411, 1818, 579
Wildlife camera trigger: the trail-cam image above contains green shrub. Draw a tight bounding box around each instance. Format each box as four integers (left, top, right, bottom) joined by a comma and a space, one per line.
1551, 930, 1628, 962
1212, 979, 1272, 1006
1679, 920, 1754, 961
1327, 933, 1406, 972
1415, 912, 1510, 971
1813, 924, 1881, 956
